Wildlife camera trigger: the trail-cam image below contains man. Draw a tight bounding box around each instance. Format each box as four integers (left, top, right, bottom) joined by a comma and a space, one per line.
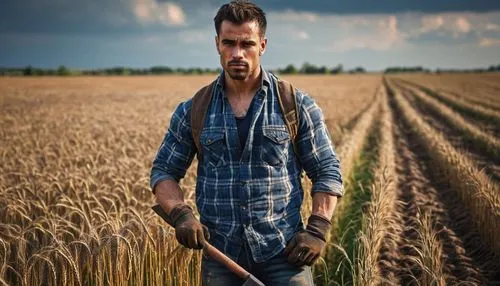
150, 1, 343, 285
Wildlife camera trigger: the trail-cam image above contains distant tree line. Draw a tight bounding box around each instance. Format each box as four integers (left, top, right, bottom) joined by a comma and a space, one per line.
84, 66, 223, 75
1, 63, 499, 76
0, 65, 224, 76
384, 66, 431, 74
383, 64, 500, 74
0, 63, 363, 77
276, 62, 366, 74
434, 64, 500, 74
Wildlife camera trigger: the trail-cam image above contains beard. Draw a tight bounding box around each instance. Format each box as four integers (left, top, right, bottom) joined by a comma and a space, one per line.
226, 60, 249, 80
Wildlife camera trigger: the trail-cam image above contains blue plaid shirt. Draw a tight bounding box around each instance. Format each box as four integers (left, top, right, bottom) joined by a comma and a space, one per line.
150, 68, 343, 263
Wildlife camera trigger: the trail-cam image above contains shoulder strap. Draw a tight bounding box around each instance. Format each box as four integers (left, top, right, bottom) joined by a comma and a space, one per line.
276, 77, 299, 154
191, 80, 216, 159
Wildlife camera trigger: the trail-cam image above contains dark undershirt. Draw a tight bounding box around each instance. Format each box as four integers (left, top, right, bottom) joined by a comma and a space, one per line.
235, 96, 256, 151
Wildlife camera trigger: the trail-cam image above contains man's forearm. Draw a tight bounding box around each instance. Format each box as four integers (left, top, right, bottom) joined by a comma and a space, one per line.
154, 179, 186, 214
285, 191, 338, 266
311, 192, 338, 220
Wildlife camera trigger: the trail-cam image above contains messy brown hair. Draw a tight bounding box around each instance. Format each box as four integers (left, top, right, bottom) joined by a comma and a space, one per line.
214, 1, 267, 37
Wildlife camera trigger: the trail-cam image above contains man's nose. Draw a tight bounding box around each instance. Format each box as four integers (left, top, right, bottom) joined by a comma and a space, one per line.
231, 47, 243, 59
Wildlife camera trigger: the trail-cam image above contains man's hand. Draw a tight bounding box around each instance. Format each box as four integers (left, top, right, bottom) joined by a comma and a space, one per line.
284, 214, 331, 267
284, 231, 325, 267
170, 204, 210, 249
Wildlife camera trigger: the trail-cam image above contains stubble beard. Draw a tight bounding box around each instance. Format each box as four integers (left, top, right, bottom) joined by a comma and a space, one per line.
228, 71, 246, 80
227, 66, 249, 81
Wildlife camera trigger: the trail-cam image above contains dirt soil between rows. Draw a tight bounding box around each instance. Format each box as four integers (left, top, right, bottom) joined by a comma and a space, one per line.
377, 83, 500, 285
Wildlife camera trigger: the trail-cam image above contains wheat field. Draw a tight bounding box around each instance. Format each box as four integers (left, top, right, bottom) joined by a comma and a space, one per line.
1, 73, 499, 285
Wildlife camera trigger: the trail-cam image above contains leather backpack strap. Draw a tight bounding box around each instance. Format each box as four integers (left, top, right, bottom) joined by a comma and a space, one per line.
191, 80, 216, 159
276, 78, 299, 154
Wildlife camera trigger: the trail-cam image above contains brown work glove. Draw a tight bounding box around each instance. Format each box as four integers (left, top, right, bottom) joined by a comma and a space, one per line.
284, 214, 331, 267
169, 204, 210, 250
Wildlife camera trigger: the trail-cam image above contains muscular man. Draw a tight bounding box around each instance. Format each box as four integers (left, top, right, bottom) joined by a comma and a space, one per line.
150, 1, 343, 285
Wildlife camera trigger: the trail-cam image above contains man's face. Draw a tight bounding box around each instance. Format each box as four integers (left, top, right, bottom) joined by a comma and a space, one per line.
216, 20, 267, 81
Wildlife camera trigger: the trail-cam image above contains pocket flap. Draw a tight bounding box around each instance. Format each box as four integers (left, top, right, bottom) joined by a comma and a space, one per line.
200, 130, 225, 146
263, 126, 290, 144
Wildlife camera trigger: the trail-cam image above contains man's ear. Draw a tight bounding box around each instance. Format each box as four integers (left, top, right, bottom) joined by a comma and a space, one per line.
260, 38, 267, 56
215, 35, 220, 55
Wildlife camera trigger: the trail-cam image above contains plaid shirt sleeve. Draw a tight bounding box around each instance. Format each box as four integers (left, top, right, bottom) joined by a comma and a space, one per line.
150, 100, 196, 192
296, 92, 344, 197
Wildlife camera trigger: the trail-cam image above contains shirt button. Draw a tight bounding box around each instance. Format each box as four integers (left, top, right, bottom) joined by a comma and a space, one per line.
241, 205, 247, 210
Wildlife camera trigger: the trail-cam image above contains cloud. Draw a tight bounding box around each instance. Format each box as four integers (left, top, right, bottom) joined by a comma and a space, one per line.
260, 1, 500, 14
296, 31, 309, 40
455, 17, 471, 33
387, 16, 400, 40
486, 23, 500, 31
479, 37, 500, 47
268, 10, 409, 52
399, 11, 500, 43
179, 29, 212, 43
267, 10, 500, 53
271, 10, 319, 23
132, 0, 186, 26
145, 35, 162, 44
420, 15, 444, 33
406, 13, 473, 38
286, 30, 309, 40
3, 1, 500, 71
329, 15, 406, 52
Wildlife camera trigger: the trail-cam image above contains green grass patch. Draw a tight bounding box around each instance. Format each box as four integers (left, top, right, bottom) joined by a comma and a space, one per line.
314, 118, 381, 286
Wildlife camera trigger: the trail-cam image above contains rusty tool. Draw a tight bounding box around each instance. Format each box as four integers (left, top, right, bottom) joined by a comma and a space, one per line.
152, 204, 265, 286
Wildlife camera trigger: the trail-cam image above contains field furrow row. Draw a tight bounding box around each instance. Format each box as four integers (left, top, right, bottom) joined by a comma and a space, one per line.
356, 85, 399, 285
315, 86, 383, 282
395, 79, 500, 137
385, 79, 500, 260
395, 74, 500, 109
392, 80, 500, 182
385, 79, 499, 284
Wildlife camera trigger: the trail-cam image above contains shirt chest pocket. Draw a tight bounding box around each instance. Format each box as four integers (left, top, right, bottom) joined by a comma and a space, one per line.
260, 126, 290, 167
200, 130, 227, 168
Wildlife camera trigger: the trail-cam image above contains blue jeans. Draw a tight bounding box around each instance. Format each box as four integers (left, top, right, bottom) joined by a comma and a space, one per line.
201, 242, 314, 286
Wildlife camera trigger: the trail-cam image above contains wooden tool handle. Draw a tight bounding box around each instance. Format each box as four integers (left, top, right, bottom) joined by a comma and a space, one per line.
204, 242, 250, 279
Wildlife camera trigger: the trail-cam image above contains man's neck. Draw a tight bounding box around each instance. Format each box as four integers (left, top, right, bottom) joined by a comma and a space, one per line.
224, 66, 262, 100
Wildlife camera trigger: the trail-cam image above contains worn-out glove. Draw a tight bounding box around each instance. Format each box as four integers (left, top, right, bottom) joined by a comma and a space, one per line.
284, 214, 331, 267
170, 204, 210, 249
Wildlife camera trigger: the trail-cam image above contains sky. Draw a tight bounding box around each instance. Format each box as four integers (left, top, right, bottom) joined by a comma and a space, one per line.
1, 0, 500, 71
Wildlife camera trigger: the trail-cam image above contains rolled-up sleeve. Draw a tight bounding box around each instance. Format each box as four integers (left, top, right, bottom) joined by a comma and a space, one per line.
150, 99, 196, 193
296, 92, 343, 197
